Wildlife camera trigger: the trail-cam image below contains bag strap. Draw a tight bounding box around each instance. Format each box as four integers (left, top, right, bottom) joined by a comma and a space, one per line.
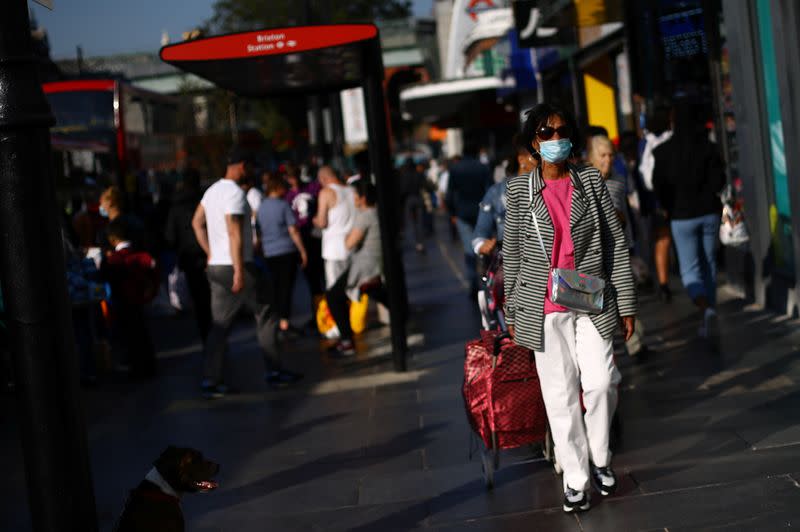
528, 174, 551, 264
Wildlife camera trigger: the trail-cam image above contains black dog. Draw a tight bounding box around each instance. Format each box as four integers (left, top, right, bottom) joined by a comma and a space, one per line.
114, 446, 219, 532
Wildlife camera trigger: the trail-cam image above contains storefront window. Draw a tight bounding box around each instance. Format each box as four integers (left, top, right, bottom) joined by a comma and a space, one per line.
756, 0, 795, 272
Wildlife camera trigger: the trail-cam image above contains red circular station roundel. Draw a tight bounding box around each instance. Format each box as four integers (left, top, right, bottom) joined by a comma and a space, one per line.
160, 25, 378, 62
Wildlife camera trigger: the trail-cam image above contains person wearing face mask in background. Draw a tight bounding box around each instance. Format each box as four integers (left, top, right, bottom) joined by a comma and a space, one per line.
472, 135, 538, 261
503, 103, 637, 514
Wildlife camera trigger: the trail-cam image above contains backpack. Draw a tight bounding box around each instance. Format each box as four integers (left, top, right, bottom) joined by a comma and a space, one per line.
118, 251, 160, 305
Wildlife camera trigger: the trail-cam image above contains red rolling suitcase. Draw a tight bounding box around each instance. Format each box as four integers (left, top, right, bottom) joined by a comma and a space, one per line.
463, 330, 549, 488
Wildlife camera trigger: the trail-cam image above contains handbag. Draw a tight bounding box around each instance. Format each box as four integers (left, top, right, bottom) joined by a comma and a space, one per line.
168, 266, 192, 312
719, 183, 750, 247
528, 176, 605, 314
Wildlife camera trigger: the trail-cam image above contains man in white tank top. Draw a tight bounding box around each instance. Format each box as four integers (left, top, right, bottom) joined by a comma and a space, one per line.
313, 166, 356, 289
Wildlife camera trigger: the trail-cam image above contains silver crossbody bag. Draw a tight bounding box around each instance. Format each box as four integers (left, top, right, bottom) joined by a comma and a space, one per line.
528, 177, 605, 314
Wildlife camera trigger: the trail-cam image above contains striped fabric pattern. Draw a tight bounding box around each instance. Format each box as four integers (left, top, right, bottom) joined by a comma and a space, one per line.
503, 164, 637, 352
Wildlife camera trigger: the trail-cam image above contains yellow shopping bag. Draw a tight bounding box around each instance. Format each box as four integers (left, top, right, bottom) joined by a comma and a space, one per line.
349, 294, 369, 335
315, 295, 340, 339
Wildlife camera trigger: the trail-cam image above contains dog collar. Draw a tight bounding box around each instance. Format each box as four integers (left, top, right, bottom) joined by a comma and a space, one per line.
145, 467, 180, 499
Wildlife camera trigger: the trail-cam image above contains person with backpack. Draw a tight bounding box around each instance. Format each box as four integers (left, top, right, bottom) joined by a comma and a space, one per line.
102, 218, 160, 379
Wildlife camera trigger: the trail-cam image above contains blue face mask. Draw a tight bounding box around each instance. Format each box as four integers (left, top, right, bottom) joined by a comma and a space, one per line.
539, 139, 573, 163
99, 206, 109, 218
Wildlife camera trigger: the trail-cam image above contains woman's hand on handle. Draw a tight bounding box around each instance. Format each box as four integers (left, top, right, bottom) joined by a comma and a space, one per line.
507, 325, 515, 339
622, 316, 635, 341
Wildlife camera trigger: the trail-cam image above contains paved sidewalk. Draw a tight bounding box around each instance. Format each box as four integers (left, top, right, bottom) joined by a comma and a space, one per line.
2, 228, 800, 531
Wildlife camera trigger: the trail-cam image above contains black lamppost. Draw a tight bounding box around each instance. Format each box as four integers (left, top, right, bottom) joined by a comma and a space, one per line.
0, 2, 98, 530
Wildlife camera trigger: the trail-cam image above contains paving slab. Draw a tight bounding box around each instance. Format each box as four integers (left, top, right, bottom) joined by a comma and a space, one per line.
427, 508, 581, 531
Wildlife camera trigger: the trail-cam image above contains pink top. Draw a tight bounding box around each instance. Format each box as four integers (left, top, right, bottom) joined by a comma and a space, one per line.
541, 177, 575, 314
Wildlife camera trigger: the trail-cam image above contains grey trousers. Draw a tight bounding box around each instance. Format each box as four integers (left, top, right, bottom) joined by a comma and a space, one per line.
203, 263, 281, 382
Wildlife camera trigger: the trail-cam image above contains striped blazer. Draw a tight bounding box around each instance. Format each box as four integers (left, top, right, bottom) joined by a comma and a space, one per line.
503, 164, 637, 352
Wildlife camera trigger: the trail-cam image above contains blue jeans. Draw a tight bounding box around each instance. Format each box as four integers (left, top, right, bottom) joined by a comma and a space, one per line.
455, 218, 478, 291
670, 213, 720, 307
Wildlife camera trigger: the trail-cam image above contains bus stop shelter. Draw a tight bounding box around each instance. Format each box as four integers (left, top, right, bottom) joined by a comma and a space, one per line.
159, 24, 409, 371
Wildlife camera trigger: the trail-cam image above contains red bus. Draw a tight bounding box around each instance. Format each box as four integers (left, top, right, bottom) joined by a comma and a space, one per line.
42, 79, 183, 199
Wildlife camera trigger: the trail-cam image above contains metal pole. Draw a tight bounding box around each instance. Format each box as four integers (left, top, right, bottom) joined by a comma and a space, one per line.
363, 39, 408, 372
0, 2, 98, 531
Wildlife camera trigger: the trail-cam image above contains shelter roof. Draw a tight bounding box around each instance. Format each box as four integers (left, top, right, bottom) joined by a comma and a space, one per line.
160, 25, 381, 97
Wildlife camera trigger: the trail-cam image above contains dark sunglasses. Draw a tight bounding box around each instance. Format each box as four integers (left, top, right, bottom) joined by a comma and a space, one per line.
536, 125, 572, 141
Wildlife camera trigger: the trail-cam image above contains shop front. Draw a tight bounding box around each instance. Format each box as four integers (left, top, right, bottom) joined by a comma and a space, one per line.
723, 0, 800, 315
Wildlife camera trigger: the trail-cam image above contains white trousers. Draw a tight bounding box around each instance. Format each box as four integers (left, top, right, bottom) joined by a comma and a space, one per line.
535, 312, 621, 491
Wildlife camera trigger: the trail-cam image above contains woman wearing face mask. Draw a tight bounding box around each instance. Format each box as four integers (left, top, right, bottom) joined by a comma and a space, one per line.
503, 103, 637, 513
99, 185, 146, 252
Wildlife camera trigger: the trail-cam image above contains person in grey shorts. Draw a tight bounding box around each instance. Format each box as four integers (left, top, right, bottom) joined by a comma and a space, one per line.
191, 147, 302, 399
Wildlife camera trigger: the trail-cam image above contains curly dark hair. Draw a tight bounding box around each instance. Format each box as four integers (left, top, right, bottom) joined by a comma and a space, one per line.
520, 103, 581, 162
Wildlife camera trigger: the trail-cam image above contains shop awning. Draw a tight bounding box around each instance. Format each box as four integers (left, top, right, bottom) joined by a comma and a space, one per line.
400, 76, 515, 122
159, 25, 381, 97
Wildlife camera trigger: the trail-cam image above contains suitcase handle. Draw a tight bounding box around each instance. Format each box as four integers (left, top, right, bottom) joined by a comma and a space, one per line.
492, 332, 513, 368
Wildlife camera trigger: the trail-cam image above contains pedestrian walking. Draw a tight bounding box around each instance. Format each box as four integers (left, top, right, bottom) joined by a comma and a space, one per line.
437, 159, 460, 243
399, 158, 427, 253
164, 168, 212, 343
503, 103, 637, 513
257, 176, 308, 334
472, 136, 538, 258
639, 106, 674, 301
587, 136, 635, 249
588, 135, 648, 356
446, 142, 493, 297
102, 219, 160, 380
244, 174, 263, 245
191, 147, 302, 399
286, 169, 325, 331
326, 180, 384, 356
313, 166, 356, 290
653, 102, 726, 341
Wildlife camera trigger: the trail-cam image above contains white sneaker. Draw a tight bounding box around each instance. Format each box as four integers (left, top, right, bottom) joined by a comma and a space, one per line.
591, 465, 618, 496
563, 487, 591, 513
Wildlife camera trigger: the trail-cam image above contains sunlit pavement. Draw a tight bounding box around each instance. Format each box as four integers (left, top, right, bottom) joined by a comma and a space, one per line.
3, 222, 800, 531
